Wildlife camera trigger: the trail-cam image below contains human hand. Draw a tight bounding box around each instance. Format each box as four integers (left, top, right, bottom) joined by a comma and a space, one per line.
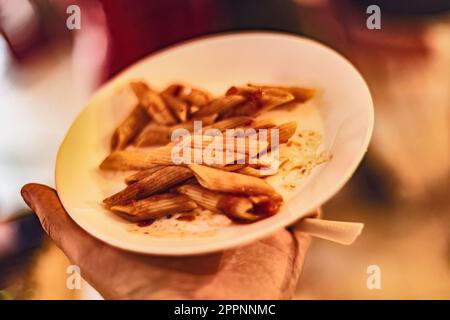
21, 183, 313, 300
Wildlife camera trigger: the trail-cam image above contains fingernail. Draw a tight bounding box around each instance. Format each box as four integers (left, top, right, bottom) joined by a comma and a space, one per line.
20, 186, 33, 209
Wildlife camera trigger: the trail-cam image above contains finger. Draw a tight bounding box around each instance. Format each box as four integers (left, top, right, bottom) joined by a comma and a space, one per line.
281, 208, 321, 297
21, 183, 98, 262
276, 231, 310, 299
288, 208, 321, 261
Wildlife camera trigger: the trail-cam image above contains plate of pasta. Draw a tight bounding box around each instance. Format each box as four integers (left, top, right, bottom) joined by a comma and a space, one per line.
55, 32, 373, 255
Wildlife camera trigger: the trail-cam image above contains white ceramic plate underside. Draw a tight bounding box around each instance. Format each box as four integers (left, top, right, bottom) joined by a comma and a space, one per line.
56, 32, 373, 255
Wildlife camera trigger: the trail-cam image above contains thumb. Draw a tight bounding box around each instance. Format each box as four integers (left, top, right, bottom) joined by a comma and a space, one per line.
21, 183, 98, 262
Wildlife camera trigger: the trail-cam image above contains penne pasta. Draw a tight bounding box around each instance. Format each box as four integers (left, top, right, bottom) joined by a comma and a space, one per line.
248, 84, 315, 102
161, 92, 188, 122
221, 163, 247, 172
229, 87, 295, 116
163, 84, 211, 108
133, 125, 172, 147
125, 165, 166, 185
177, 184, 222, 212
103, 166, 193, 207
100, 147, 185, 170
242, 118, 276, 130
110, 105, 150, 151
177, 184, 253, 221
142, 145, 248, 167
243, 121, 297, 148
237, 166, 276, 177
204, 116, 254, 131
135, 115, 223, 147
274, 121, 297, 143
167, 116, 253, 146
129, 81, 150, 102
130, 82, 177, 125
257, 121, 297, 147
111, 193, 197, 221
190, 113, 218, 126
193, 95, 246, 117
100, 150, 161, 171
176, 134, 268, 155
170, 114, 218, 133
177, 184, 281, 221
188, 164, 281, 199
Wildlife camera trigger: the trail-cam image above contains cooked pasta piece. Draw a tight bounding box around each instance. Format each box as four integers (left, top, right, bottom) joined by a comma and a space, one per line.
193, 95, 246, 117
125, 165, 165, 185
170, 114, 218, 133
111, 193, 197, 221
189, 113, 218, 126
221, 163, 247, 171
110, 105, 150, 151
275, 121, 297, 143
227, 86, 294, 116
133, 125, 172, 147
248, 84, 315, 102
177, 184, 224, 212
177, 134, 268, 155
130, 81, 177, 125
103, 166, 193, 207
153, 144, 248, 166
177, 184, 281, 221
177, 184, 253, 221
237, 166, 276, 177
188, 164, 281, 199
161, 92, 188, 122
135, 115, 224, 147
243, 118, 276, 130
163, 84, 211, 108
100, 147, 184, 170
170, 120, 293, 155
100, 150, 160, 171
244, 120, 296, 139
258, 121, 297, 146
204, 116, 254, 131
167, 116, 252, 146
240, 121, 297, 155
129, 81, 149, 102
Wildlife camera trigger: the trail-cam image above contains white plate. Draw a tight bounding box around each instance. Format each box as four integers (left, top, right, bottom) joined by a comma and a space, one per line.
55, 32, 373, 255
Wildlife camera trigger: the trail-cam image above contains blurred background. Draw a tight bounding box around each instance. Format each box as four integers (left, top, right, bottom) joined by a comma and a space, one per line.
0, 0, 449, 299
